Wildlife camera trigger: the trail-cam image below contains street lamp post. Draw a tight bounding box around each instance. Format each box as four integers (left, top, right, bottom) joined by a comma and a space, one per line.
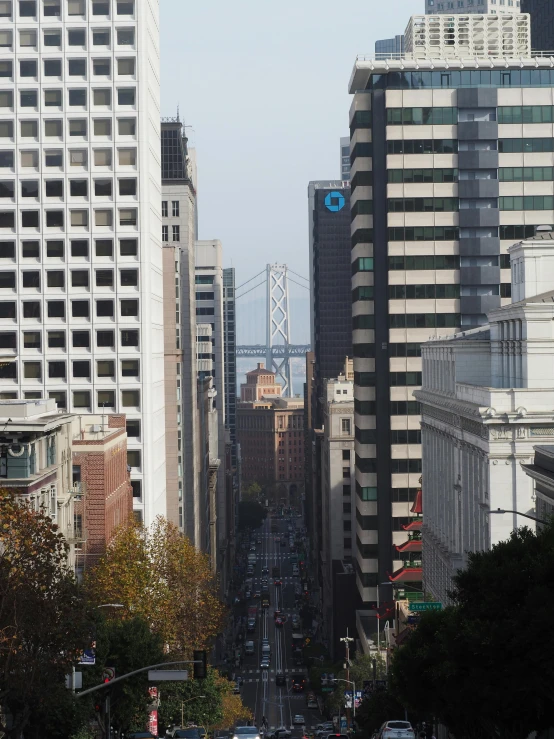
489, 508, 549, 525
180, 695, 206, 730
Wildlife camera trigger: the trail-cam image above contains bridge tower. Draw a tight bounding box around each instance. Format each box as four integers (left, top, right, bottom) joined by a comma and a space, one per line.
266, 264, 293, 397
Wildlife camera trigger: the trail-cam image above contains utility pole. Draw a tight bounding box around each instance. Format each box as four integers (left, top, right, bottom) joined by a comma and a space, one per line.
339, 629, 354, 730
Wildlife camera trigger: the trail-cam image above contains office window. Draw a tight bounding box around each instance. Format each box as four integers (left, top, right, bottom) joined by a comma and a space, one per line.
96, 330, 114, 347
0, 121, 12, 139
120, 238, 137, 256
70, 179, 87, 197
93, 89, 111, 107
94, 179, 112, 196
68, 58, 86, 77
121, 359, 139, 377
44, 60, 61, 78
21, 211, 39, 228
73, 391, 90, 409
118, 148, 135, 166
69, 119, 86, 137
48, 330, 65, 348
172, 201, 179, 217
95, 269, 113, 287
96, 299, 114, 317
43, 29, 60, 47
46, 240, 63, 257
49, 391, 66, 408
120, 298, 137, 316
47, 300, 64, 318
92, 0, 109, 13
0, 331, 17, 349
95, 210, 113, 227
117, 88, 135, 106
72, 360, 90, 378
94, 149, 112, 166
67, 29, 86, 47
0, 180, 14, 197
20, 90, 37, 108
71, 270, 89, 287
93, 119, 112, 137
0, 302, 15, 317
70, 210, 88, 227
130, 479, 141, 498
23, 361, 41, 379
120, 269, 137, 286
45, 150, 62, 167
126, 419, 140, 437
119, 208, 136, 226
23, 301, 40, 318
0, 211, 14, 227
67, 0, 84, 14
46, 271, 64, 288
97, 360, 114, 378
22, 270, 40, 288
117, 58, 135, 76
95, 239, 112, 257
97, 390, 115, 408
0, 152, 13, 169
69, 89, 86, 107
69, 150, 87, 167
127, 449, 140, 468
19, 59, 36, 77
122, 389, 139, 407
161, 201, 168, 217
92, 58, 110, 75
72, 329, 90, 346
20, 121, 37, 138
162, 225, 168, 242
44, 89, 62, 107
21, 240, 38, 258
48, 361, 66, 379
21, 155, 38, 174
116, 0, 133, 12
172, 225, 180, 242
118, 178, 136, 196
121, 329, 138, 346
116, 28, 134, 45
71, 239, 88, 256
0, 271, 15, 288
19, 0, 36, 16
43, 0, 60, 14
20, 29, 37, 46
0, 1, 11, 15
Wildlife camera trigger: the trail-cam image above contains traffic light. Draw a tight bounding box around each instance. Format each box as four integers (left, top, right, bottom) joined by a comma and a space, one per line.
94, 702, 102, 713
193, 650, 207, 679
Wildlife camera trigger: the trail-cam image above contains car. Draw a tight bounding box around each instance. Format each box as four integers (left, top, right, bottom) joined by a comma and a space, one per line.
324, 734, 348, 739
274, 577, 282, 586
244, 640, 255, 655
275, 616, 284, 626
262, 566, 269, 575
245, 590, 252, 599
260, 659, 270, 669
247, 566, 254, 575
291, 615, 301, 629
247, 619, 256, 632
268, 728, 291, 739
314, 723, 334, 736
169, 730, 202, 739
257, 537, 262, 544
233, 681, 241, 694
262, 637, 269, 645
293, 715, 305, 726
254, 589, 261, 598
306, 692, 318, 709
261, 578, 269, 587
233, 727, 261, 739
291, 674, 306, 691
376, 721, 415, 738
292, 567, 299, 576
275, 671, 286, 686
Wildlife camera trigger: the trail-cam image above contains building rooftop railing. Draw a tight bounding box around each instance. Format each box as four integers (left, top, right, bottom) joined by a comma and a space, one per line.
363, 50, 554, 62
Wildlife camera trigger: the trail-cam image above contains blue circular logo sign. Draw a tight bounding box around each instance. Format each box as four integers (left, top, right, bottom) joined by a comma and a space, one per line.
325, 191, 345, 212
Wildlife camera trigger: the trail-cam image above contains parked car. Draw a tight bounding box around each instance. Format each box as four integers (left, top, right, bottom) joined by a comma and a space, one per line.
245, 640, 255, 655
268, 728, 291, 739
376, 722, 415, 739
169, 729, 202, 739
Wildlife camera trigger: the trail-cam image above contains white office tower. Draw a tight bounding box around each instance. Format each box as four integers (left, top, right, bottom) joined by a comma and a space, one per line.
426, 0, 521, 14
406, 13, 531, 58
0, 0, 165, 524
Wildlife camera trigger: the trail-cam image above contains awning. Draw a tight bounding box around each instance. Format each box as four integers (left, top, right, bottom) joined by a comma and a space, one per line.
410, 489, 423, 515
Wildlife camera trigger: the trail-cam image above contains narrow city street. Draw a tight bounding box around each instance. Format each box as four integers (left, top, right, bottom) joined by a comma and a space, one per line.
236, 515, 323, 734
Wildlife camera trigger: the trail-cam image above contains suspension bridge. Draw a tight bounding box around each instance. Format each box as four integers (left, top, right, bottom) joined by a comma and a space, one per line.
235, 264, 310, 397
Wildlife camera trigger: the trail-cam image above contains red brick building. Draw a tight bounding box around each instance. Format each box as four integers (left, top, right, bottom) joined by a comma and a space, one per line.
73, 415, 133, 569
237, 365, 305, 506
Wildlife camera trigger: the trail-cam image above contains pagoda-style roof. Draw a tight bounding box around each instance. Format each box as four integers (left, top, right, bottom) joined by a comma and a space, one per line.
395, 539, 422, 554
388, 565, 423, 583
411, 489, 423, 515
402, 519, 422, 532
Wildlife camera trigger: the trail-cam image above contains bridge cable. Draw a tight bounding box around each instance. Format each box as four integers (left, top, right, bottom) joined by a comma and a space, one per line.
235, 270, 265, 291
235, 281, 266, 301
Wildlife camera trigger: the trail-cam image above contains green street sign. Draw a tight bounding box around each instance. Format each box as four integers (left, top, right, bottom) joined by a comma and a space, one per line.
410, 602, 442, 612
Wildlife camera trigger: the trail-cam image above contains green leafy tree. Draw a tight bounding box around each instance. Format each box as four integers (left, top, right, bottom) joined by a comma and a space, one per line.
390, 523, 554, 739
0, 490, 91, 739
242, 482, 262, 502
238, 501, 267, 530
355, 689, 409, 736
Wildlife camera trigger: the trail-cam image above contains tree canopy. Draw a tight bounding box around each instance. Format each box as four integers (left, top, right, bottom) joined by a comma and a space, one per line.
0, 490, 90, 739
390, 522, 554, 739
85, 518, 226, 656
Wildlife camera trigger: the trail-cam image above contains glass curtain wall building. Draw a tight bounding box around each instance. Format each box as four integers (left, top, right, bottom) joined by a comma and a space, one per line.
521, 0, 554, 50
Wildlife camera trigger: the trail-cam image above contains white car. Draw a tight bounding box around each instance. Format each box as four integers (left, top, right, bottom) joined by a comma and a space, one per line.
377, 721, 415, 738
233, 728, 261, 739
292, 715, 305, 726
269, 729, 291, 739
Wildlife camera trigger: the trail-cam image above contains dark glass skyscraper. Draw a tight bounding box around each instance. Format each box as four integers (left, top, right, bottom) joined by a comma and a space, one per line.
308, 181, 352, 422
521, 0, 554, 51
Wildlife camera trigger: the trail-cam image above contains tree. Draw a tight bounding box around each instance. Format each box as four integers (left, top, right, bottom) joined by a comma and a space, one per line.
241, 482, 262, 502
0, 490, 90, 739
157, 668, 251, 734
390, 523, 554, 739
85, 518, 226, 656
355, 689, 408, 736
238, 501, 267, 531
325, 653, 387, 716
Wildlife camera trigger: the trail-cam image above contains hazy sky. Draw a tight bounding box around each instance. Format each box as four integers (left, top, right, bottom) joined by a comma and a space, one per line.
160, 0, 423, 340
